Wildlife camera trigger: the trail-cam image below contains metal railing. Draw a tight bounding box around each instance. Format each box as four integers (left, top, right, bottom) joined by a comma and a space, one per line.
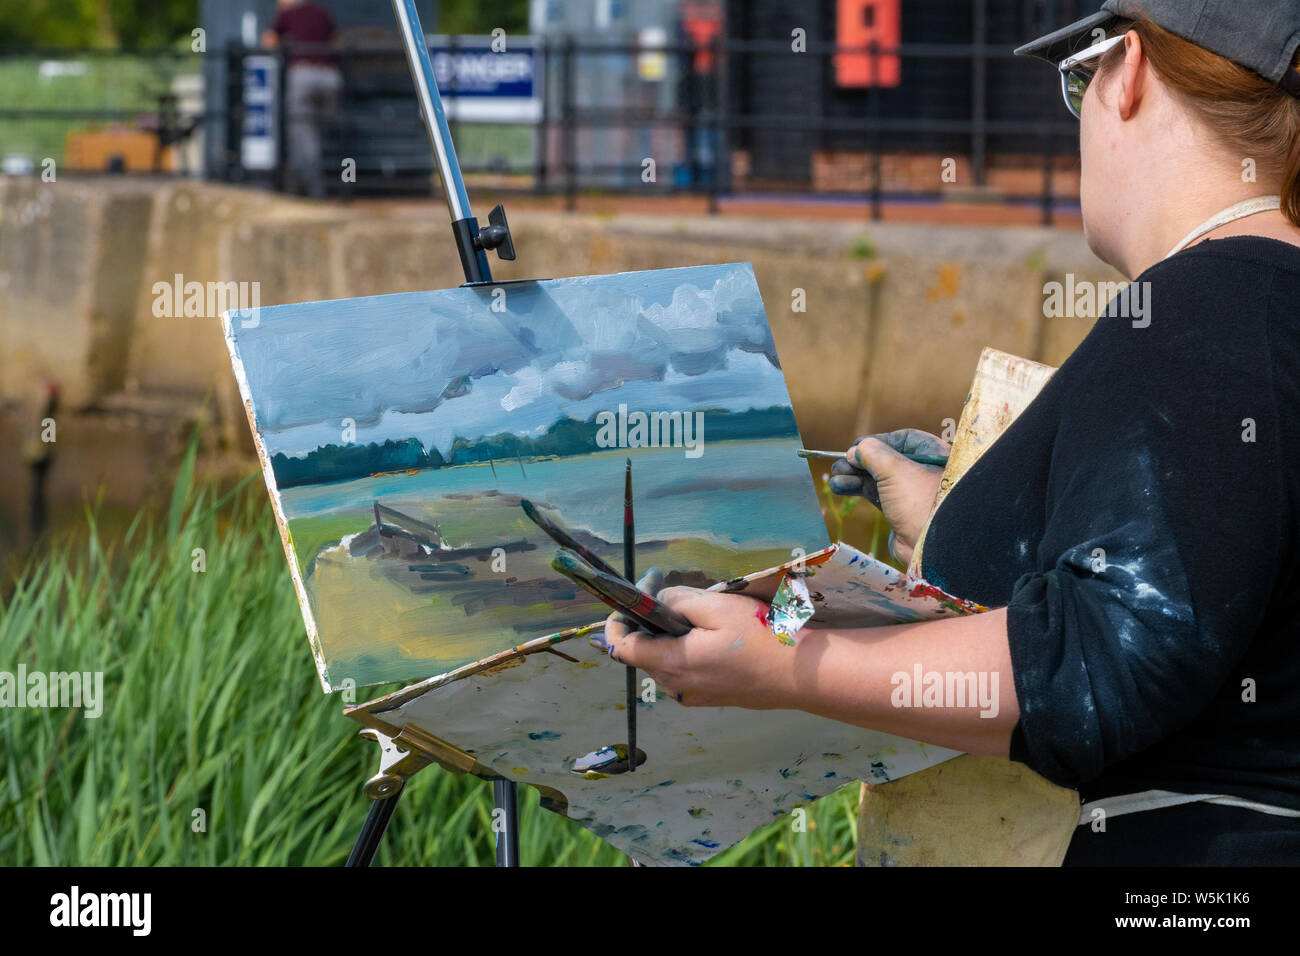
0, 36, 1081, 224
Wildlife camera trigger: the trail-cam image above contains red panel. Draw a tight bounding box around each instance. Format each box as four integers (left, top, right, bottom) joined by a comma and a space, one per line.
681, 1, 722, 73
836, 0, 901, 88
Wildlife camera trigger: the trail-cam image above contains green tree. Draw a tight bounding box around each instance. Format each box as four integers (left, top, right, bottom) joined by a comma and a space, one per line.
436, 0, 528, 35
107, 0, 200, 48
0, 0, 100, 47
0, 0, 197, 49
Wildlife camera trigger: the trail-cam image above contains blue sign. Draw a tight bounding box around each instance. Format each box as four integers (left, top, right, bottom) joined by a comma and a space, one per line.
426, 37, 542, 122
242, 55, 278, 170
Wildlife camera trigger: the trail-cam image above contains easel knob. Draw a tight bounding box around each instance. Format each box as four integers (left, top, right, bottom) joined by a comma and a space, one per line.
475, 204, 516, 262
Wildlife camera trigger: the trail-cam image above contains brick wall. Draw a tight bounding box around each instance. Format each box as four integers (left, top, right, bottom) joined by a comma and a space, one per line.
809, 150, 1082, 197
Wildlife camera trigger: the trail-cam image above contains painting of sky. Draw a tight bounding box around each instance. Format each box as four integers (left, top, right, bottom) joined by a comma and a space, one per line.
237, 263, 789, 459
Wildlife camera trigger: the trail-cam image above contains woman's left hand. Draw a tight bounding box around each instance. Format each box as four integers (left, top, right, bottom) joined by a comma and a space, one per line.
601, 587, 801, 709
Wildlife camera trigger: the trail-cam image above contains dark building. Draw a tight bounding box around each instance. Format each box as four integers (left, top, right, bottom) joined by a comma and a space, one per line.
725, 0, 1091, 193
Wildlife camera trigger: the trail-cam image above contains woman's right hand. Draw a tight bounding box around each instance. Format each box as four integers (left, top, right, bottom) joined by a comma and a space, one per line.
828, 428, 949, 565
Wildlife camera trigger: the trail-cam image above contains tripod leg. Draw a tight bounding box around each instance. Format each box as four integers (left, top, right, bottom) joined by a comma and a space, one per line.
346, 789, 402, 867
493, 778, 520, 866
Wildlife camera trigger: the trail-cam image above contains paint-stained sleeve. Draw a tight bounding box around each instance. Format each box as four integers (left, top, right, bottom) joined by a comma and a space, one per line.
1002, 307, 1287, 789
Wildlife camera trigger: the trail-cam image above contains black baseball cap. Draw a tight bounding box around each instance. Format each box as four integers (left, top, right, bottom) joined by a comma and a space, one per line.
1015, 0, 1300, 96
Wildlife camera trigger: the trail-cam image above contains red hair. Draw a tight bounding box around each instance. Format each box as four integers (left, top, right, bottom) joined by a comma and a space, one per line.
1101, 16, 1300, 226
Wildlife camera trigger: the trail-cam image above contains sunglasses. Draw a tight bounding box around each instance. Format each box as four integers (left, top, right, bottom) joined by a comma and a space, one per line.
1058, 34, 1126, 119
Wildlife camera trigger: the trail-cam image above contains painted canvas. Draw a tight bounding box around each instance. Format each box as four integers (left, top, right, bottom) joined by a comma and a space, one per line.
224, 263, 831, 691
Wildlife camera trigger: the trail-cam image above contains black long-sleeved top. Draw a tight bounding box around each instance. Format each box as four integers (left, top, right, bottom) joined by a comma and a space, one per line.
921, 236, 1300, 862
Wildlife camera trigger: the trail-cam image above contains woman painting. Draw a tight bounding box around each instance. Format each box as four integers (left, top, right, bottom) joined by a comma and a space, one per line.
603, 0, 1300, 865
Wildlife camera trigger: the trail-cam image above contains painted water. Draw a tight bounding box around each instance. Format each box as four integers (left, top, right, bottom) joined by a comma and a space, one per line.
281, 438, 825, 549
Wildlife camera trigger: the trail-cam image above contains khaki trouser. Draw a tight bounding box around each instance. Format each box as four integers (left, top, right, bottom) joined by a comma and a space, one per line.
285, 64, 342, 197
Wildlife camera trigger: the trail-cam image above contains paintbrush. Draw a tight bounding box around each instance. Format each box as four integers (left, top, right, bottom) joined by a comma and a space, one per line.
520, 498, 622, 578
551, 549, 692, 637
797, 448, 950, 468
623, 459, 637, 778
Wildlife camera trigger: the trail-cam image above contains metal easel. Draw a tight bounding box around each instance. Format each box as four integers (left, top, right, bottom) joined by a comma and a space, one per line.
346, 0, 519, 868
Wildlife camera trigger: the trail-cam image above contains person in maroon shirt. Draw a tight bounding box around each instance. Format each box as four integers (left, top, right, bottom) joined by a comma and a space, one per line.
262, 0, 342, 197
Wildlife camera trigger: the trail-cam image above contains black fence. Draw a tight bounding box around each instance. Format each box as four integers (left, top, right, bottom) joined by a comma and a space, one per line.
0, 35, 1082, 223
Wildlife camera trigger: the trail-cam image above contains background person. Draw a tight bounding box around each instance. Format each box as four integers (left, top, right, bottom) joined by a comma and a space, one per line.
263, 0, 342, 198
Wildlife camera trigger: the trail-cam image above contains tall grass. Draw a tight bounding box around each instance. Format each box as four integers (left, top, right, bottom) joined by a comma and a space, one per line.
0, 439, 861, 866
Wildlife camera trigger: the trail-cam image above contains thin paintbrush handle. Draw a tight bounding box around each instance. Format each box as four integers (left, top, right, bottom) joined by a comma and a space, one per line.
554, 558, 661, 634
521, 498, 622, 578
623, 459, 637, 778
797, 448, 949, 468
553, 549, 692, 637
624, 460, 635, 582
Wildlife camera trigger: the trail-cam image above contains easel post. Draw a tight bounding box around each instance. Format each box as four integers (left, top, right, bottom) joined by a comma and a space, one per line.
492, 778, 521, 866
345, 0, 520, 869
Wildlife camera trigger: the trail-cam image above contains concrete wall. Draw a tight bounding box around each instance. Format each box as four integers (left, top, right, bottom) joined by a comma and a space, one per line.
0, 177, 1122, 553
